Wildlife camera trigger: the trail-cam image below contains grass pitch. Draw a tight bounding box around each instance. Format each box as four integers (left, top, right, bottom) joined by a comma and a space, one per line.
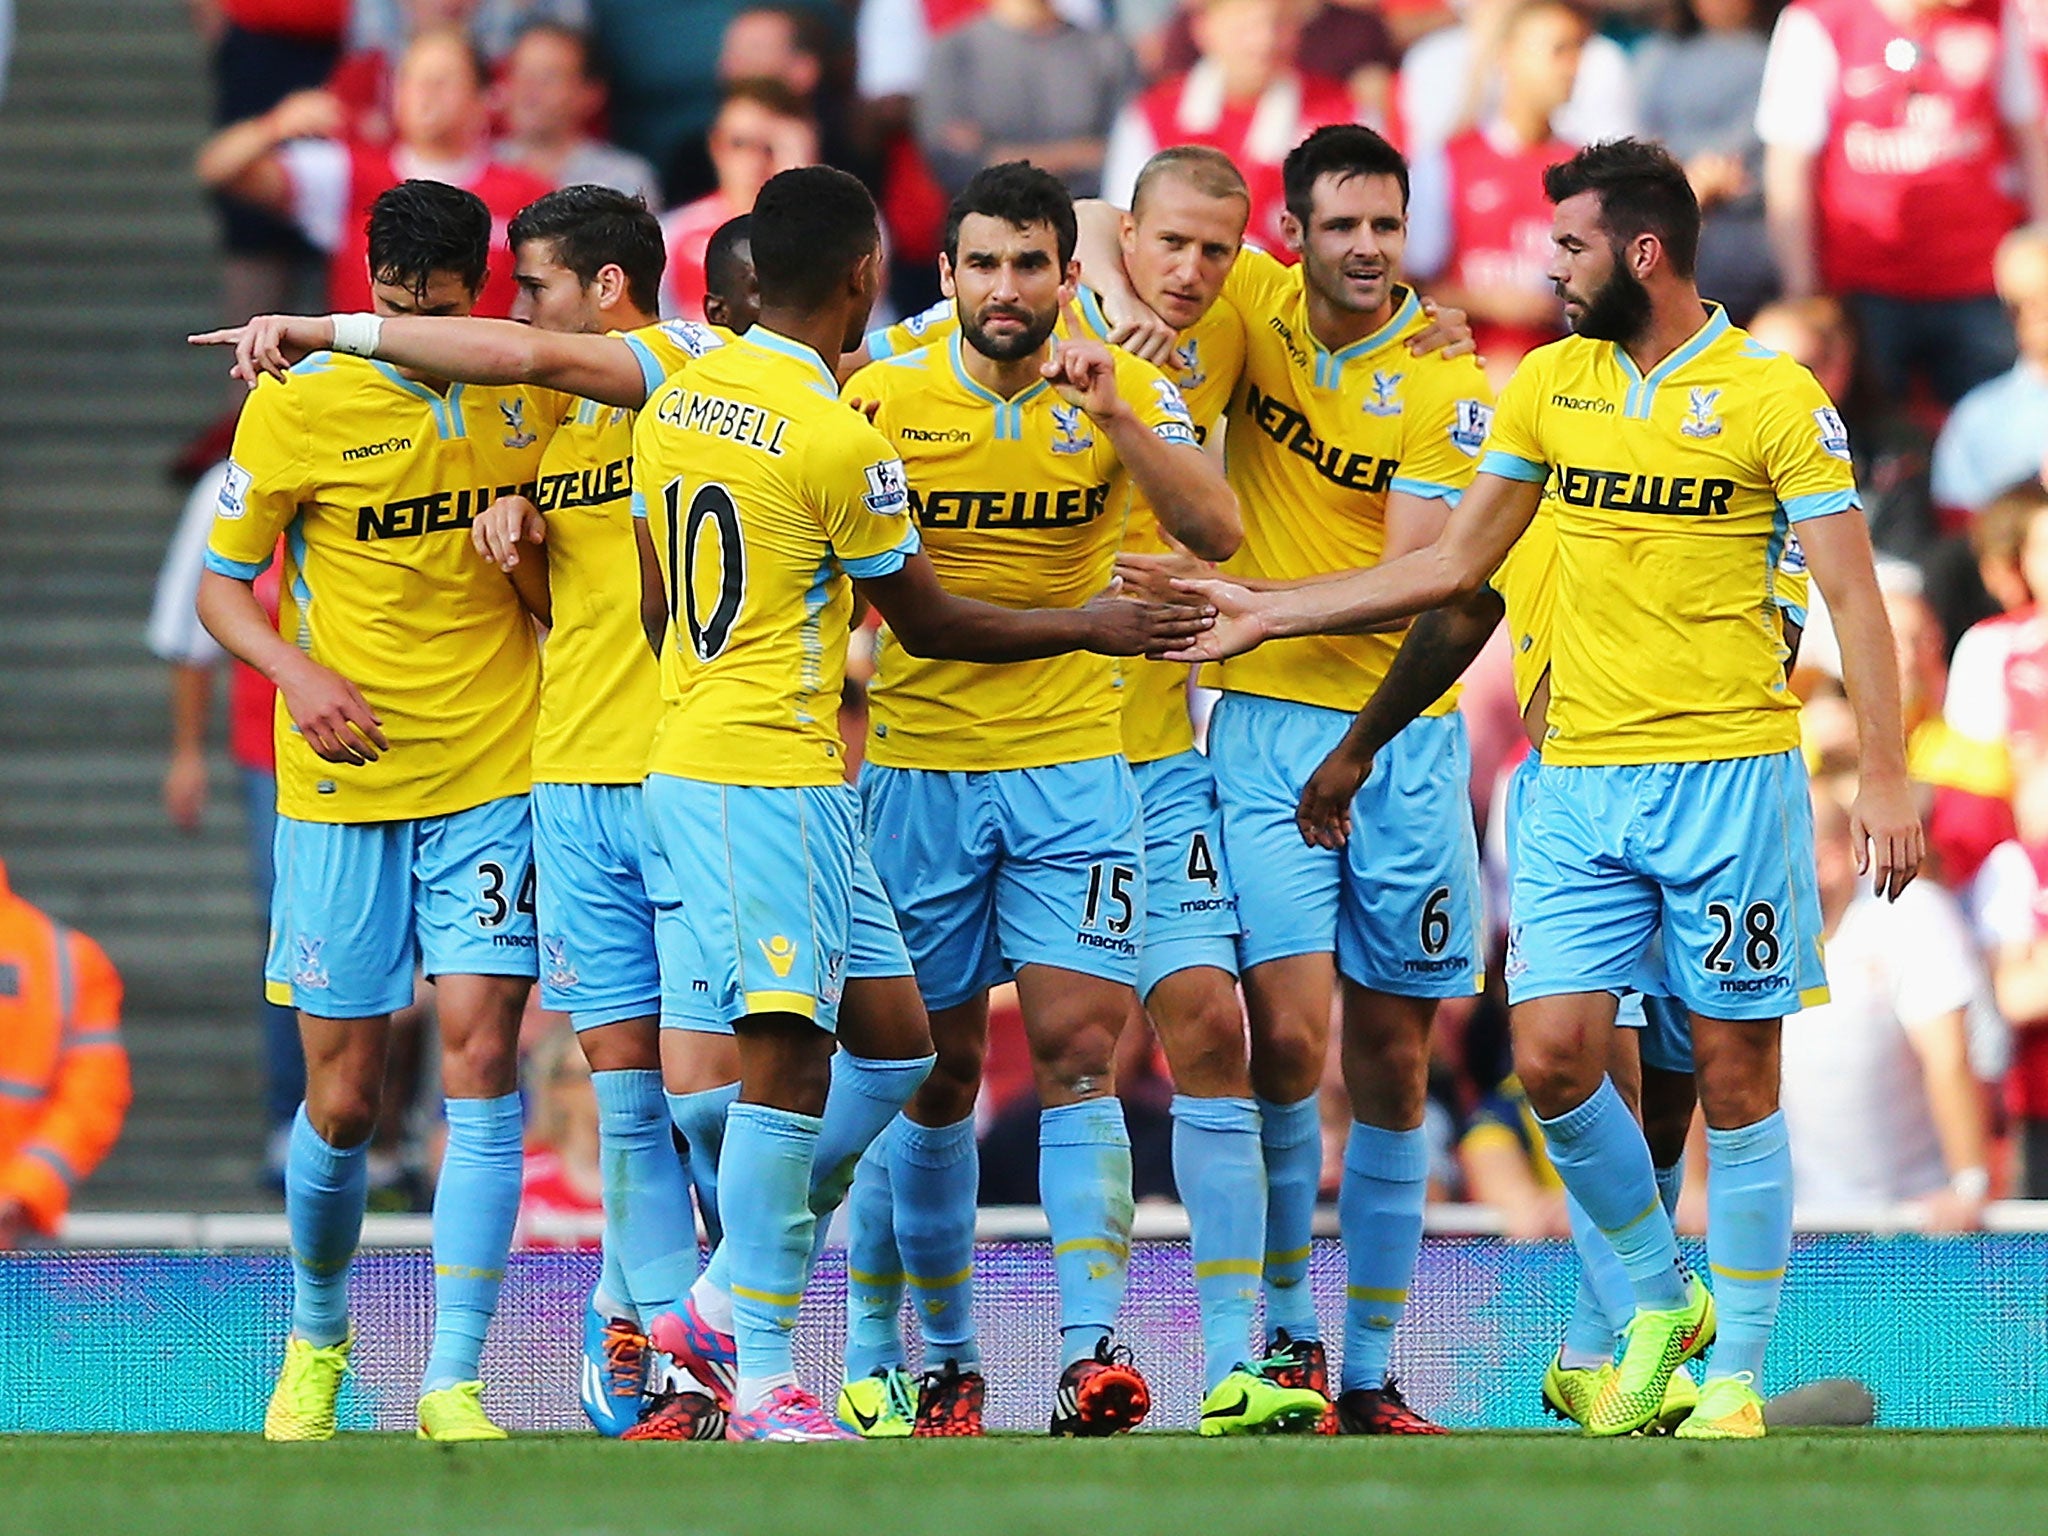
5, 1432, 2044, 1536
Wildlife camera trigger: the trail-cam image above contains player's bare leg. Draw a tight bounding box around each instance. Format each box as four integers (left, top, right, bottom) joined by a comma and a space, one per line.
1329, 981, 1446, 1434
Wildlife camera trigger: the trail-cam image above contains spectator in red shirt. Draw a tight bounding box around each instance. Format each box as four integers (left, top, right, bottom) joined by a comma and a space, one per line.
1101, 0, 1357, 257
1407, 0, 1586, 387
658, 77, 818, 320
1758, 0, 2048, 404
195, 26, 552, 316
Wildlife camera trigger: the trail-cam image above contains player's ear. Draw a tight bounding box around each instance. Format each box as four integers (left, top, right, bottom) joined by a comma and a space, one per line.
595, 262, 627, 312
938, 252, 957, 300
1280, 209, 1305, 258
1061, 258, 1082, 301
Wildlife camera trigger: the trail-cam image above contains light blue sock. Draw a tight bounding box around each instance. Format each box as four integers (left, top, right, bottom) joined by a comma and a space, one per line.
592, 1069, 698, 1318
1704, 1113, 1792, 1384
1562, 1191, 1633, 1366
842, 1133, 908, 1379
1257, 1094, 1322, 1342
667, 1083, 739, 1249
1536, 1077, 1688, 1313
1337, 1122, 1428, 1393
1171, 1095, 1265, 1390
423, 1093, 523, 1392
1041, 1098, 1134, 1366
594, 1233, 634, 1322
286, 1104, 368, 1347
1656, 1160, 1684, 1219
719, 1102, 821, 1385
890, 1113, 981, 1368
808, 1052, 935, 1258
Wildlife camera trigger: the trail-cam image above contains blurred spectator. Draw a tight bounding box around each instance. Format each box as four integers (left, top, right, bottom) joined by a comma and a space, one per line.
1972, 789, 2048, 1196
0, 856, 130, 1247
1757, 0, 2046, 406
1397, 0, 1637, 157
1634, 0, 1778, 323
1749, 297, 1936, 563
493, 22, 662, 204
196, 27, 553, 316
191, 0, 347, 349
917, 0, 1136, 198
1101, 0, 1355, 255
1457, 1073, 1571, 1238
1155, 0, 1398, 109
857, 0, 1108, 112
516, 1023, 603, 1248
659, 78, 818, 320
1933, 226, 2048, 518
1782, 779, 1995, 1227
1948, 483, 2048, 760
1407, 0, 1586, 387
147, 464, 303, 1182
332, 0, 589, 138
721, 5, 865, 180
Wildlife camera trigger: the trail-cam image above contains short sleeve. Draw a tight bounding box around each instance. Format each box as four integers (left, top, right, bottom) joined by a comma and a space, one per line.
865, 298, 954, 362
1479, 356, 1551, 483
1883, 886, 1984, 1027
1220, 244, 1294, 321
812, 415, 922, 578
148, 463, 231, 665
1775, 529, 1811, 626
1755, 360, 1861, 522
1393, 355, 1494, 503
1755, 6, 1836, 152
623, 319, 723, 399
278, 137, 351, 254
1115, 351, 1199, 448
206, 377, 307, 579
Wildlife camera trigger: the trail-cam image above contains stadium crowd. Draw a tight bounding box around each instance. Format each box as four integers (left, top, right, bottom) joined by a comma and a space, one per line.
128, 0, 2048, 1251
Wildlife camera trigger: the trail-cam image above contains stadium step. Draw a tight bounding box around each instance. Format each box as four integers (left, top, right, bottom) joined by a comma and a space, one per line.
0, 0, 279, 1209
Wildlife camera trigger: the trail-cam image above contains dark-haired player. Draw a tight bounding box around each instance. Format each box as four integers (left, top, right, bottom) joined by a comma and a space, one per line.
1164, 138, 1919, 1441
197, 181, 561, 1443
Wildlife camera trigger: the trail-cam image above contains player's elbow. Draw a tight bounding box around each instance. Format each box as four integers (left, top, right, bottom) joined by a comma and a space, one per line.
1178, 492, 1242, 563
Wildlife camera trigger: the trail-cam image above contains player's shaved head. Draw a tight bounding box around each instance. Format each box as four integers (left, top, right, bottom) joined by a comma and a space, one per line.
508, 184, 665, 316
750, 165, 879, 311
1132, 146, 1250, 221
368, 178, 491, 303
703, 213, 759, 332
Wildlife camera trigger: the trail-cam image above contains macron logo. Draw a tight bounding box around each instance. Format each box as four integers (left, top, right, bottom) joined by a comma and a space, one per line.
342, 436, 411, 462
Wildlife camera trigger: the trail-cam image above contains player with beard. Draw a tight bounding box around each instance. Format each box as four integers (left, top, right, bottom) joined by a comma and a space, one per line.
1162, 138, 1920, 1440
1085, 124, 1496, 1435
836, 161, 1239, 1438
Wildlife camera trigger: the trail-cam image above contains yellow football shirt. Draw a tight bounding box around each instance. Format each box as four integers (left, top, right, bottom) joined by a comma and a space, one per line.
529, 319, 725, 784
1481, 306, 1859, 766
869, 289, 1247, 763
634, 326, 921, 788
205, 353, 559, 823
1214, 247, 1494, 715
845, 331, 1202, 771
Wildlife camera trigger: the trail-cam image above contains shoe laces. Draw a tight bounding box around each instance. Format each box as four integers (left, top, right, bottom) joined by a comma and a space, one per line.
1091, 1338, 1138, 1372
765, 1384, 837, 1429
600, 1319, 648, 1396
881, 1367, 921, 1422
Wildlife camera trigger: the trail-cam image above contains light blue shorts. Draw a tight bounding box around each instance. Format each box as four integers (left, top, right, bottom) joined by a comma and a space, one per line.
1506, 750, 1826, 1022
1131, 750, 1240, 999
861, 756, 1146, 1012
657, 837, 912, 1033
641, 775, 859, 1034
1504, 755, 1695, 1074
265, 795, 536, 1018
1207, 693, 1482, 998
531, 781, 660, 1031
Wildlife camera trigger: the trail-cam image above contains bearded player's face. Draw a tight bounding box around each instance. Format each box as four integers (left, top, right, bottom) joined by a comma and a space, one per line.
943, 213, 1073, 363
1549, 190, 1652, 343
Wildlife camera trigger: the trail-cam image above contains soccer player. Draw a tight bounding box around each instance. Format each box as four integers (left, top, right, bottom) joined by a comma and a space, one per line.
628, 164, 1214, 1441
839, 147, 1322, 1436
1164, 138, 1921, 1440
837, 160, 1240, 1438
1084, 125, 1496, 1435
196, 180, 562, 1443
460, 184, 729, 1442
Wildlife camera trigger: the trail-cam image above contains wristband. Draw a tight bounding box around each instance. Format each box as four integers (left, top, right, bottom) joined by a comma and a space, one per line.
1951, 1166, 1990, 1203
330, 312, 384, 358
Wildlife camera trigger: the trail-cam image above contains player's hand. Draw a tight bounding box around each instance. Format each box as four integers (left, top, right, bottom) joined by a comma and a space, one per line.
1044, 306, 1125, 420
1155, 577, 1269, 662
843, 395, 882, 423
188, 314, 332, 385
1407, 298, 1478, 362
163, 746, 209, 832
1112, 547, 1213, 602
472, 494, 546, 572
1296, 743, 1372, 850
277, 657, 388, 766
266, 88, 345, 143
1096, 287, 1177, 367
1850, 770, 1923, 900
1080, 578, 1214, 657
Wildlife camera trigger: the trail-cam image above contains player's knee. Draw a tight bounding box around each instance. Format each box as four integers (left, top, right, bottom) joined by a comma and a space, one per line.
1513, 1033, 1601, 1121
1247, 1015, 1323, 1103
1153, 989, 1249, 1096
442, 1024, 520, 1099
1031, 1019, 1119, 1099
1343, 1025, 1428, 1126
304, 1083, 379, 1149
913, 1040, 985, 1124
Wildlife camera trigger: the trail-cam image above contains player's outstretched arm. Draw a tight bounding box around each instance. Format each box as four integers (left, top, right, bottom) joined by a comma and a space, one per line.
1161, 471, 1543, 662
190, 314, 653, 408
859, 553, 1213, 663
197, 570, 387, 766
1295, 588, 1506, 849
1798, 510, 1923, 898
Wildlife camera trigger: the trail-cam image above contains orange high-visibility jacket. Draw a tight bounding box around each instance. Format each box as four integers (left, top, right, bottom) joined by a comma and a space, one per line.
0, 857, 130, 1234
